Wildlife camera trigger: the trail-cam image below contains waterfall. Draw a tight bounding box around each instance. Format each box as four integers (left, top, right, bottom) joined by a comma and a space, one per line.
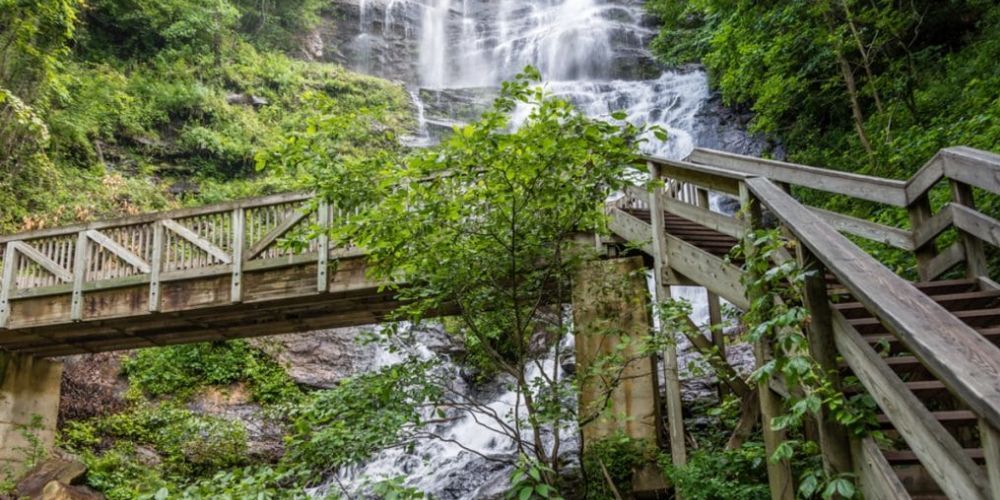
334, 0, 760, 159
316, 0, 761, 496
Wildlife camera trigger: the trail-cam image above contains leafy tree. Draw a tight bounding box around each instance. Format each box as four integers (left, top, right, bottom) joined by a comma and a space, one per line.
274, 67, 658, 486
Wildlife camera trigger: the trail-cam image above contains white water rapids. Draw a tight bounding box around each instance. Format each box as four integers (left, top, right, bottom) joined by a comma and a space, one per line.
314, 0, 759, 496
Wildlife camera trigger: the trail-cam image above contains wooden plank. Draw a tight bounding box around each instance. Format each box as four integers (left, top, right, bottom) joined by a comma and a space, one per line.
942, 146, 1000, 196
245, 205, 311, 259
688, 149, 908, 206
654, 159, 744, 196
951, 182, 989, 277
851, 437, 911, 500
798, 249, 852, 475
832, 309, 989, 499
231, 208, 245, 303
807, 207, 913, 251
926, 241, 966, 280
85, 230, 151, 273
161, 219, 232, 265
749, 176, 1000, 432
0, 243, 18, 328
149, 222, 164, 312
317, 200, 330, 293
664, 233, 748, 310
739, 181, 795, 500
0, 192, 312, 243
952, 203, 1000, 248
911, 204, 953, 250
11, 242, 73, 283
907, 194, 938, 280
606, 208, 748, 309
70, 232, 88, 321
647, 162, 686, 468
904, 152, 946, 204
982, 419, 1000, 499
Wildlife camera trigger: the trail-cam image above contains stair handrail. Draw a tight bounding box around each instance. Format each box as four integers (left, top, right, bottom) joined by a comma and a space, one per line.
745, 175, 1000, 433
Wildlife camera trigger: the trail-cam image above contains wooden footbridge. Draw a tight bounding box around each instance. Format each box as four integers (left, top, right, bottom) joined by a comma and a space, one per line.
3, 146, 1000, 498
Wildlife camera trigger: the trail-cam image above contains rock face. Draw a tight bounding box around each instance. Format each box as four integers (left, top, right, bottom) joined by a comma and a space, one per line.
250, 326, 378, 389
188, 384, 286, 463
57, 353, 129, 424
13, 455, 88, 499
39, 481, 104, 500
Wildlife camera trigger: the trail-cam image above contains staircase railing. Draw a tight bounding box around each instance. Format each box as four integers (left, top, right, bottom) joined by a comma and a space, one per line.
627, 146, 1000, 499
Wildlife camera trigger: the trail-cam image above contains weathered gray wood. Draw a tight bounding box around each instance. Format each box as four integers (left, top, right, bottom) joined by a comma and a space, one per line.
907, 194, 939, 280
749, 176, 1000, 432
317, 200, 330, 293
11, 242, 73, 283
942, 146, 1000, 196
798, 248, 853, 475
739, 181, 794, 500
70, 232, 88, 321
950, 181, 989, 278
851, 437, 911, 500
689, 149, 908, 206
231, 208, 245, 303
926, 241, 966, 280
832, 309, 989, 499
952, 204, 1000, 248
625, 185, 744, 238
982, 419, 1000, 500
0, 243, 18, 328
808, 207, 913, 251
904, 152, 946, 204
911, 204, 954, 250
162, 219, 232, 265
85, 230, 151, 273
647, 162, 687, 469
645, 157, 745, 195
245, 205, 310, 259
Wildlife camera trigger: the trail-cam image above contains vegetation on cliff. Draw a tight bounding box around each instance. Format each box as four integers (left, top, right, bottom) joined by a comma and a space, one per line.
0, 0, 412, 234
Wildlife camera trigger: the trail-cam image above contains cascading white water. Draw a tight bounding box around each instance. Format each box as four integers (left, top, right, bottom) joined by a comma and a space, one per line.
320, 1, 760, 496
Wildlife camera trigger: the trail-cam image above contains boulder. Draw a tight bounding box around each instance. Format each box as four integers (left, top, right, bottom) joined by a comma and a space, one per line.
13, 456, 87, 498
39, 481, 103, 500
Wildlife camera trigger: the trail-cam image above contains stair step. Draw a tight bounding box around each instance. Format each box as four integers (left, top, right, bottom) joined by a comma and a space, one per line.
849, 308, 1000, 334
829, 278, 979, 297
833, 290, 1000, 319
877, 410, 977, 428
882, 448, 984, 464
865, 326, 1000, 350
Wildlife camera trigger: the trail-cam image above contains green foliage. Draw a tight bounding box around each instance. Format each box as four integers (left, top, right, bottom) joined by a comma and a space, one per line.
581, 433, 652, 499
60, 404, 248, 499
663, 442, 771, 500
122, 340, 302, 405
508, 456, 563, 500
283, 362, 439, 478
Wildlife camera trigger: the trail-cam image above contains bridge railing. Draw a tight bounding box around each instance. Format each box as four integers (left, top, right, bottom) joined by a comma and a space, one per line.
629, 146, 1000, 500
0, 192, 365, 328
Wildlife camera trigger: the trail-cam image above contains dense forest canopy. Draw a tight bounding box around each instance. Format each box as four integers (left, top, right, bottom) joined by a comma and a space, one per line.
647, 0, 999, 178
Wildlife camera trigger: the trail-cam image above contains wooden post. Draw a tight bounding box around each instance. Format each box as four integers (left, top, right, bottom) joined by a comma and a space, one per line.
0, 243, 18, 328
982, 419, 1000, 499
907, 194, 937, 281
950, 180, 988, 278
696, 187, 729, 399
70, 232, 88, 321
797, 247, 853, 476
317, 200, 330, 293
740, 181, 795, 500
148, 222, 164, 313
231, 208, 245, 303
649, 162, 687, 469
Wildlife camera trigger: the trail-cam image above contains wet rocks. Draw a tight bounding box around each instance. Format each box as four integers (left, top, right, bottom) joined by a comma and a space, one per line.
250, 327, 378, 389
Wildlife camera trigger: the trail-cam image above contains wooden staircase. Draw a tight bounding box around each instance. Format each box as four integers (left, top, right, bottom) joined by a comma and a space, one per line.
831, 276, 997, 497
606, 148, 1000, 499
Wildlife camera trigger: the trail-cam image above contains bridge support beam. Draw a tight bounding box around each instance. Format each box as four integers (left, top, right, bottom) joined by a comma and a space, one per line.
0, 353, 62, 476
572, 256, 667, 495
